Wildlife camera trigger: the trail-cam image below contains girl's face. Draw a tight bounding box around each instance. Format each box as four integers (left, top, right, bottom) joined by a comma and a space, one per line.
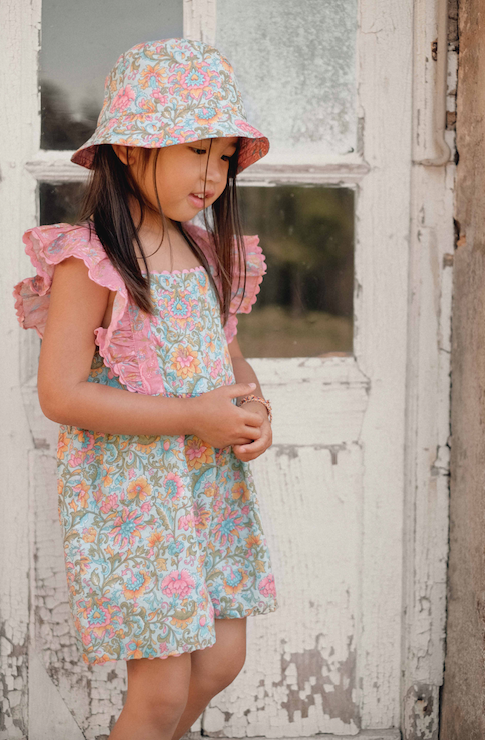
114, 136, 239, 224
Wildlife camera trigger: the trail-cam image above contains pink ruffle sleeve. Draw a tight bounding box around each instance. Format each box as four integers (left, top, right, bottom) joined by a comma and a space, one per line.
183, 222, 266, 343
13, 223, 164, 395
14, 221, 266, 392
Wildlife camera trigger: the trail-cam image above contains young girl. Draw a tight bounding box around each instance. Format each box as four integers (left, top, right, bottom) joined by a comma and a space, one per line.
14, 38, 278, 740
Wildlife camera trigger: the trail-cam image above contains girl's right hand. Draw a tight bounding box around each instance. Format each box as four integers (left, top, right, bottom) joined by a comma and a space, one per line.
191, 383, 264, 448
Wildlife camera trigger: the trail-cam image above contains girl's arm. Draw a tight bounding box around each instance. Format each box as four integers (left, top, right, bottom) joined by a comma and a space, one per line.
38, 257, 263, 447
228, 335, 272, 461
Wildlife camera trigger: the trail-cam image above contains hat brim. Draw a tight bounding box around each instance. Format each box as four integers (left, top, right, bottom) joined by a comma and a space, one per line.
71, 125, 269, 174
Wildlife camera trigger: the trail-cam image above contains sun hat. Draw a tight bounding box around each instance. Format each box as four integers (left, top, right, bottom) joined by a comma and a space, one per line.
71, 38, 269, 174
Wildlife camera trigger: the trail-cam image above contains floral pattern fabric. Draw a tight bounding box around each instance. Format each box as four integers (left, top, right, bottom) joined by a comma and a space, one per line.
16, 226, 277, 665
13, 222, 266, 389
70, 38, 269, 174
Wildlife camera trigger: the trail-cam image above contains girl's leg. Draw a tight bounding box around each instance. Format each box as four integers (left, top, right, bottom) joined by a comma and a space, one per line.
109, 652, 191, 740
170, 617, 247, 740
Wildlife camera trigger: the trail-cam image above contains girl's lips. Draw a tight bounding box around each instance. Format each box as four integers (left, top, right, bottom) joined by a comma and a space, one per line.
188, 192, 214, 208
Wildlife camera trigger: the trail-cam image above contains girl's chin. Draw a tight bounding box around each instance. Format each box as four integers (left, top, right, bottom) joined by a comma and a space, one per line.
151, 207, 200, 223
144, 200, 207, 223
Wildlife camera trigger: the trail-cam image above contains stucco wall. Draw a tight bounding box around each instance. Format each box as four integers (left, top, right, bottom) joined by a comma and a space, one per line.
440, 1, 485, 737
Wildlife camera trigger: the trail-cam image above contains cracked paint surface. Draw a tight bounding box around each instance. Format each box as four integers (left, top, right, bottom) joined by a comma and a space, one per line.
22, 378, 368, 739
1, 0, 452, 736
0, 620, 29, 740
275, 636, 359, 727
403, 684, 438, 740
202, 444, 364, 737
22, 386, 128, 740
31, 446, 128, 739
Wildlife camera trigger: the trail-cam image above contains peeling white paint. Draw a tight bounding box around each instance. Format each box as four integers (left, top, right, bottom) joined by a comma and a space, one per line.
0, 0, 40, 737
400, 3, 456, 739
354, 0, 415, 727
29, 651, 85, 740
204, 445, 364, 736
183, 0, 216, 45
1, 0, 453, 737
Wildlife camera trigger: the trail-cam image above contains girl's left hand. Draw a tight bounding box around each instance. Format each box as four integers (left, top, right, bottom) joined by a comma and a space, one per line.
232, 402, 272, 461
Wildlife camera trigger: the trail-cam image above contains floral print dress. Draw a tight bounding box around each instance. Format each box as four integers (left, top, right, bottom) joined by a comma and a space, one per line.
14, 222, 278, 665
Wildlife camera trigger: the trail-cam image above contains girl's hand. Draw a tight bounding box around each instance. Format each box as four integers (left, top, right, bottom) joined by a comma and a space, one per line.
232, 401, 272, 462
191, 383, 264, 449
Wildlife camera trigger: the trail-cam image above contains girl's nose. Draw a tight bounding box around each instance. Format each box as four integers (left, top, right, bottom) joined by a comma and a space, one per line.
205, 153, 224, 183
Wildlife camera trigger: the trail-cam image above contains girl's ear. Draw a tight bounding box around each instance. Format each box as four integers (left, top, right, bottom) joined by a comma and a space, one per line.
111, 145, 137, 166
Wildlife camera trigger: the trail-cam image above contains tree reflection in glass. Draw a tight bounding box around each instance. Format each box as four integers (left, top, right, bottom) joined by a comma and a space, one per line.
40, 0, 183, 149
39, 183, 354, 358
237, 186, 354, 357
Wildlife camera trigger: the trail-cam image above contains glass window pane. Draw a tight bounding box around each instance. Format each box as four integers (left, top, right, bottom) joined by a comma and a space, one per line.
215, 0, 358, 165
40, 0, 183, 150
39, 182, 85, 225
236, 186, 354, 358
39, 183, 354, 359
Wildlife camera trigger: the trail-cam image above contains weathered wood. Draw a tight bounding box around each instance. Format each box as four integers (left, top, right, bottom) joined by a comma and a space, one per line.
28, 652, 85, 740
400, 3, 456, 737
204, 443, 365, 736
0, 0, 40, 737
249, 358, 370, 447
0, 0, 454, 736
25, 151, 370, 187
440, 0, 485, 736
183, 0, 216, 45
354, 0, 414, 727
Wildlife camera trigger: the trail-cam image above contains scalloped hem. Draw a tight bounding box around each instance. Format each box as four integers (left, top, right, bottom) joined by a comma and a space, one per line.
78, 602, 279, 664
214, 600, 279, 620
80, 635, 218, 665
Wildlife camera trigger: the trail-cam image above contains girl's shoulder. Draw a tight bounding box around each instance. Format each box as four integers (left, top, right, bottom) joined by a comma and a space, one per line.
13, 220, 267, 384
13, 221, 127, 341
13, 220, 153, 393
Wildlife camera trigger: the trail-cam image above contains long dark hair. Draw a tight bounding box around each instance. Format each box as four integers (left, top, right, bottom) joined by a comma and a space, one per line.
77, 140, 246, 325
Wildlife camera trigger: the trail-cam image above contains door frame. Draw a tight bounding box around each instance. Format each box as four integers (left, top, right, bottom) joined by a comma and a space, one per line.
0, 0, 455, 735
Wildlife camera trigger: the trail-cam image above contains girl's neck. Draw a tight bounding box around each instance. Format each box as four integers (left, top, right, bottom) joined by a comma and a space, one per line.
132, 206, 201, 274
133, 200, 178, 236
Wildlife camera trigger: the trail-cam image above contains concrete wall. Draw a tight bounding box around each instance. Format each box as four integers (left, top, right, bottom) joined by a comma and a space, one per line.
440, 1, 485, 737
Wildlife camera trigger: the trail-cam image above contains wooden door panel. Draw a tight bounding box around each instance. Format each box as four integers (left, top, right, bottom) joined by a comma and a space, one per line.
203, 443, 364, 737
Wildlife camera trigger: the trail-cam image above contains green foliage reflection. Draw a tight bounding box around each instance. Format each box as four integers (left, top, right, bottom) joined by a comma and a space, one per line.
237, 185, 354, 356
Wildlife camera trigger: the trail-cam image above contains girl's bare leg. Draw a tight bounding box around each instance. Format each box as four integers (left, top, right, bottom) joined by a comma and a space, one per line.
109, 652, 191, 740
170, 617, 247, 740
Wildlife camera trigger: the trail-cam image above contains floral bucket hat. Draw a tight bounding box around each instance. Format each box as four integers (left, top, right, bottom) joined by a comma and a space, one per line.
71, 38, 269, 174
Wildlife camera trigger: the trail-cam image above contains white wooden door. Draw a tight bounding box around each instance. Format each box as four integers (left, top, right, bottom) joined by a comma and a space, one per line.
0, 0, 455, 738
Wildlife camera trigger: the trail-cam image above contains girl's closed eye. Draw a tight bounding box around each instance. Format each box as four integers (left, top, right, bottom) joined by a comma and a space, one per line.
191, 146, 234, 162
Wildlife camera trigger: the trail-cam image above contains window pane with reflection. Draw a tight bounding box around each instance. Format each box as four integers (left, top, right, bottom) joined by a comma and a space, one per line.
216, 0, 358, 164
40, 0, 183, 150
39, 183, 354, 358
236, 186, 354, 358
39, 182, 85, 226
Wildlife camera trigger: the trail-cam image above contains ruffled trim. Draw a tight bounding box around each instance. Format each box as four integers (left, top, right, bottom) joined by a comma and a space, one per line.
183, 222, 266, 343
13, 223, 165, 395
14, 221, 265, 395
